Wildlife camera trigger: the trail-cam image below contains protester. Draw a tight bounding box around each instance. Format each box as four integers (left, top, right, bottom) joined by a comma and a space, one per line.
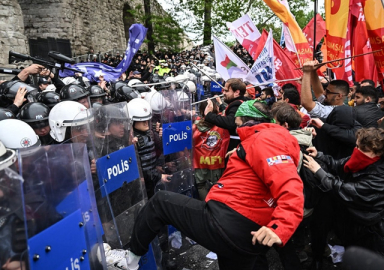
304, 127, 384, 256
124, 100, 304, 270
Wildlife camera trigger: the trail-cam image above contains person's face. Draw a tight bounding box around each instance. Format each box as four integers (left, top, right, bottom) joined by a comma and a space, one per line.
134, 120, 149, 132
354, 92, 366, 106
276, 89, 283, 100
34, 125, 50, 137
323, 84, 342, 105
356, 139, 378, 158
235, 117, 243, 134
71, 125, 89, 143
260, 91, 267, 100
39, 83, 49, 91
91, 97, 103, 105
109, 120, 125, 138
222, 82, 237, 102
282, 92, 289, 103
77, 97, 90, 109
378, 97, 384, 111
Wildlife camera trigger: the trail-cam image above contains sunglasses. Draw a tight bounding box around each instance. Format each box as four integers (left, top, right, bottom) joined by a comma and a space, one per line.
325, 89, 341, 95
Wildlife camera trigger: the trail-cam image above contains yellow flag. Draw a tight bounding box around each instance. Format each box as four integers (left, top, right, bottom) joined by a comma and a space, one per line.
262, 0, 312, 65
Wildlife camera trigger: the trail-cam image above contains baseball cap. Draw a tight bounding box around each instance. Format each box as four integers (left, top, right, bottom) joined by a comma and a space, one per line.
133, 71, 141, 75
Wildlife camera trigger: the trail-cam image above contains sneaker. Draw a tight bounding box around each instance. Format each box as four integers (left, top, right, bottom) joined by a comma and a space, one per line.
126, 250, 141, 270
97, 243, 129, 270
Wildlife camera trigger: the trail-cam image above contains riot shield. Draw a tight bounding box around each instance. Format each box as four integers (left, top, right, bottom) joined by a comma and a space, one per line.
0, 167, 27, 269
87, 103, 147, 249
155, 89, 194, 196
18, 144, 107, 270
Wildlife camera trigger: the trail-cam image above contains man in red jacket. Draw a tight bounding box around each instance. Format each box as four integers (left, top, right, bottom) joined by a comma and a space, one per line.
125, 100, 304, 270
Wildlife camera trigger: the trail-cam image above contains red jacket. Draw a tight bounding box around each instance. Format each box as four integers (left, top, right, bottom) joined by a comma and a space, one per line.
206, 123, 304, 245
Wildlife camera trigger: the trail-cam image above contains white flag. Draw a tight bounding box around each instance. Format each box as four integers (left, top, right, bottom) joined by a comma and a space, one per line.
226, 14, 261, 45
213, 36, 250, 81
245, 30, 276, 85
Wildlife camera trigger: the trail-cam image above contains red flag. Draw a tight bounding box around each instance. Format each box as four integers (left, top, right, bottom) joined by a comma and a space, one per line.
302, 14, 326, 50
361, 0, 384, 86
255, 30, 303, 91
326, 0, 354, 86
351, 1, 378, 83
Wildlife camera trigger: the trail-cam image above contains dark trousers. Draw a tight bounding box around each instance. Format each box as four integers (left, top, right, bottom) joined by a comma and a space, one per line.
252, 239, 301, 270
129, 191, 264, 270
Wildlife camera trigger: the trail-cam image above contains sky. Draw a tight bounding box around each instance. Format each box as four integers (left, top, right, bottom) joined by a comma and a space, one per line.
157, 0, 326, 44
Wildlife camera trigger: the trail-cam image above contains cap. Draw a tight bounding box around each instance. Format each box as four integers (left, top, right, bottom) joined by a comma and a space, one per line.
133, 71, 141, 75
38, 77, 51, 85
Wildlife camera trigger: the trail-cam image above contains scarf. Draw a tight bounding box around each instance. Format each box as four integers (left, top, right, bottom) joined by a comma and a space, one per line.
344, 147, 380, 173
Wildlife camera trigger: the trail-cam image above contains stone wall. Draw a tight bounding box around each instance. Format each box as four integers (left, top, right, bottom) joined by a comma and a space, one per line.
0, 0, 193, 67
0, 0, 28, 67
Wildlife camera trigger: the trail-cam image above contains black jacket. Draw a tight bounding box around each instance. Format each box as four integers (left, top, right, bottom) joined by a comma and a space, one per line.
204, 96, 248, 152
354, 102, 384, 128
314, 153, 384, 226
313, 105, 361, 159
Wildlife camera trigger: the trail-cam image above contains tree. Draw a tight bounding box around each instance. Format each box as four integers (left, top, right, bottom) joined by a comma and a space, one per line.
124, 1, 186, 53
160, 0, 316, 44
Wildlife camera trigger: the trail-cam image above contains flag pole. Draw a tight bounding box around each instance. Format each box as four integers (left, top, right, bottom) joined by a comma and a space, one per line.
295, 50, 382, 70
190, 63, 224, 88
246, 78, 302, 89
313, 0, 318, 60
191, 94, 224, 105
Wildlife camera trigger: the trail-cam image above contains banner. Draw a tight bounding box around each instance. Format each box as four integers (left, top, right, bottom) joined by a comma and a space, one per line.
213, 35, 250, 81
303, 14, 326, 50
362, 0, 384, 82
60, 24, 147, 82
262, 0, 313, 66
227, 14, 261, 60
351, 1, 378, 82
245, 30, 275, 85
325, 0, 350, 67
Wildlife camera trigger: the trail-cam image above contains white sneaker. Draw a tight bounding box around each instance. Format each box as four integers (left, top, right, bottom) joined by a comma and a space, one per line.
126, 250, 141, 270
97, 243, 129, 270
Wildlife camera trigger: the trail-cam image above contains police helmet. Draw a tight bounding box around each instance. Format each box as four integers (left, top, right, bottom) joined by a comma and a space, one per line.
88, 85, 106, 98
115, 86, 140, 102
0, 119, 41, 151
60, 84, 89, 101
35, 91, 61, 108
110, 81, 127, 99
1, 81, 39, 102
19, 102, 50, 129
0, 108, 15, 121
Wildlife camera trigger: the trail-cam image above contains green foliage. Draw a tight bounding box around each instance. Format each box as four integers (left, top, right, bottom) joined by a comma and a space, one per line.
162, 0, 316, 44
125, 3, 186, 52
